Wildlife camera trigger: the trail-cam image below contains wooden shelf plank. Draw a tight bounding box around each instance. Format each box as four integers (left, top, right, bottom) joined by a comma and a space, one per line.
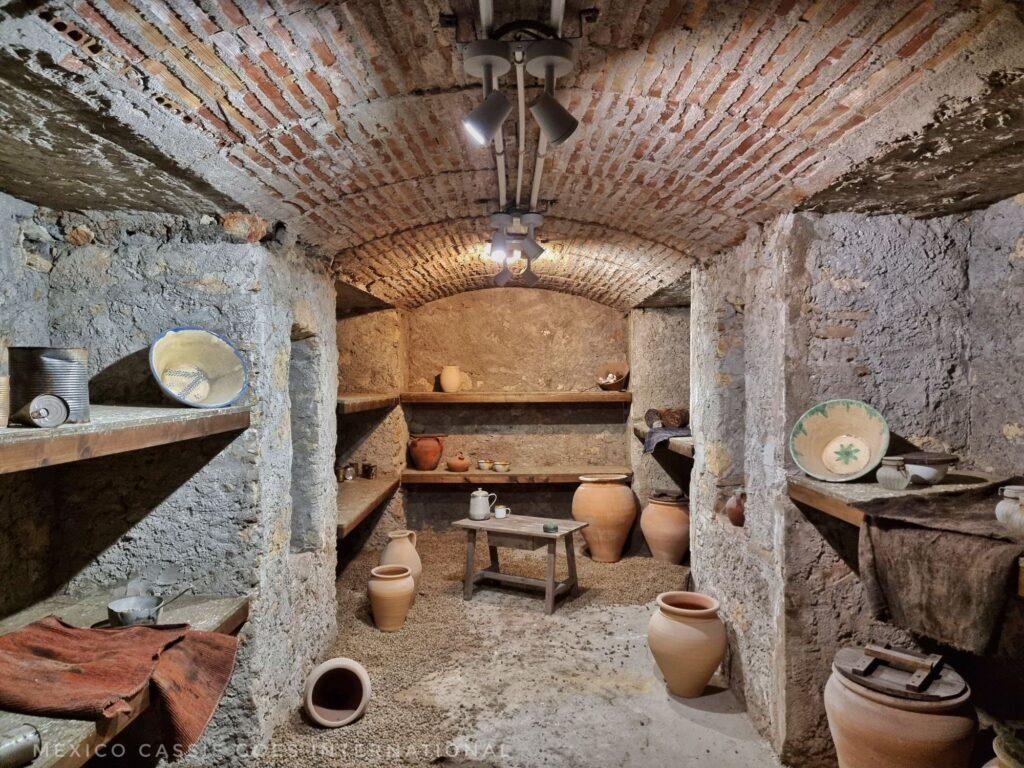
400, 391, 631, 405
337, 392, 400, 415
338, 476, 400, 536
0, 405, 250, 475
632, 423, 695, 458
0, 592, 249, 768
402, 465, 633, 485
787, 472, 1023, 598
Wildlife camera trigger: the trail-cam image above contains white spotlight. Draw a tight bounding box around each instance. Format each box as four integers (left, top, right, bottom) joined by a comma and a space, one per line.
530, 92, 578, 146
489, 228, 508, 262
463, 90, 512, 146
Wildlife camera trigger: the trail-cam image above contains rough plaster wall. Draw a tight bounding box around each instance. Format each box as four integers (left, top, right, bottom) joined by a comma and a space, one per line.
967, 196, 1024, 474
0, 191, 56, 617
628, 308, 692, 551
799, 211, 972, 454
0, 207, 337, 763
405, 288, 627, 392
337, 308, 405, 393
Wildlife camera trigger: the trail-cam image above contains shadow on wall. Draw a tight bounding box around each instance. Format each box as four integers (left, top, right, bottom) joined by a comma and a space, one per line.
88, 348, 168, 406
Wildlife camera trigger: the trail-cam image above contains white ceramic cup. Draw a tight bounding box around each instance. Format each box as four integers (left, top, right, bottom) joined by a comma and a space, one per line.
494, 505, 510, 519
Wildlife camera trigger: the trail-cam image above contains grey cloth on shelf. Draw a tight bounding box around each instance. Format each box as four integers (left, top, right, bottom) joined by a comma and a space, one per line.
643, 426, 691, 454
858, 479, 1024, 654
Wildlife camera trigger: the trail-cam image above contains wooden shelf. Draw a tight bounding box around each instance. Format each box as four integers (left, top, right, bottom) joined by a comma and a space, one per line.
787, 472, 1023, 598
338, 476, 400, 536
0, 591, 249, 768
337, 392, 400, 415
632, 423, 695, 458
400, 391, 631, 405
0, 405, 250, 475
402, 465, 633, 485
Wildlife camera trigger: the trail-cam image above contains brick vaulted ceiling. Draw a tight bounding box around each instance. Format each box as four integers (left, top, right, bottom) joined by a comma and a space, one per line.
0, 1, 1023, 308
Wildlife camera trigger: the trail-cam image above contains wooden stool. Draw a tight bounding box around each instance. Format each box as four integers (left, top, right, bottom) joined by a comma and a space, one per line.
453, 515, 588, 614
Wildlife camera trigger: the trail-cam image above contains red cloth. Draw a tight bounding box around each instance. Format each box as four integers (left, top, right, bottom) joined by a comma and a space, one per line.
0, 616, 237, 756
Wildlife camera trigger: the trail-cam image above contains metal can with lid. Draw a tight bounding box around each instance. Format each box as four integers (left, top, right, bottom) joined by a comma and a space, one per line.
12, 394, 69, 428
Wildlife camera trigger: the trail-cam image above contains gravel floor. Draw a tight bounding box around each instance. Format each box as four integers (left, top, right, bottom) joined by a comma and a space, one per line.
253, 530, 777, 768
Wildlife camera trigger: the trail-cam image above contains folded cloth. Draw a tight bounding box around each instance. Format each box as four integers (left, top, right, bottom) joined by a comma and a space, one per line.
0, 616, 237, 756
858, 480, 1024, 654
644, 426, 691, 454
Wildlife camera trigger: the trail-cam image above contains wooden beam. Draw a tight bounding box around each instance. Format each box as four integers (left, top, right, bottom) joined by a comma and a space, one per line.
400, 391, 631, 405
337, 392, 400, 415
0, 405, 250, 475
338, 476, 400, 536
787, 479, 866, 527
402, 465, 633, 484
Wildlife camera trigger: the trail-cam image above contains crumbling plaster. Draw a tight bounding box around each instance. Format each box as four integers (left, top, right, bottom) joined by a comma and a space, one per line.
0, 199, 338, 764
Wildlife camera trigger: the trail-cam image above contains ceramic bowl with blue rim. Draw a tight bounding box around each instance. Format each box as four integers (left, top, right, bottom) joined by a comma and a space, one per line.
790, 399, 889, 482
149, 327, 248, 408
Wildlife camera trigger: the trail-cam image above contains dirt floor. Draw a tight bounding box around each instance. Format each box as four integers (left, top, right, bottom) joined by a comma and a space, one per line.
254, 530, 780, 767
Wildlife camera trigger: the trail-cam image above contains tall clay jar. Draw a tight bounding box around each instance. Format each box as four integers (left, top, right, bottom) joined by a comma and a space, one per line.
647, 591, 726, 698
571, 474, 636, 562
380, 530, 422, 602
409, 435, 444, 470
367, 565, 415, 632
439, 366, 461, 393
640, 493, 690, 563
824, 666, 977, 768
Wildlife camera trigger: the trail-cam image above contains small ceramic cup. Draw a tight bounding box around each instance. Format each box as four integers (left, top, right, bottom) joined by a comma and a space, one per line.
494, 505, 510, 519
493, 460, 510, 473
477, 459, 493, 471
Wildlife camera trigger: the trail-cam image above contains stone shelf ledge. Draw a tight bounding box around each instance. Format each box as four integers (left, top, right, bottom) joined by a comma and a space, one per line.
631, 423, 695, 458
787, 471, 1023, 598
338, 476, 400, 537
337, 392, 400, 415
402, 465, 633, 485
0, 405, 251, 475
0, 592, 249, 768
400, 391, 632, 405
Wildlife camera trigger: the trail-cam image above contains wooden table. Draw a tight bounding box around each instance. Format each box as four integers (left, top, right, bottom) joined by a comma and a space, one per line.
453, 515, 588, 614
0, 591, 249, 768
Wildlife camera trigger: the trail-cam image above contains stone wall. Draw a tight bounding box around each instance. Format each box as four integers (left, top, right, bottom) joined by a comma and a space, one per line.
337, 308, 406, 394
0, 200, 338, 763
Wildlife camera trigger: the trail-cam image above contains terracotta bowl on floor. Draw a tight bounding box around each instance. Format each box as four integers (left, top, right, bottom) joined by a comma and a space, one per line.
790, 399, 889, 482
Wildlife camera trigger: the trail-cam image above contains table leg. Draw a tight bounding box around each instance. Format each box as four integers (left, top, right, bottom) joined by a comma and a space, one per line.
565, 535, 579, 597
545, 539, 557, 614
488, 544, 500, 573
464, 530, 476, 600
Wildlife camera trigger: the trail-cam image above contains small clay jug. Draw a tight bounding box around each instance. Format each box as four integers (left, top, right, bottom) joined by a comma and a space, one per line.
446, 451, 470, 472
723, 492, 746, 527
571, 474, 637, 563
439, 366, 461, 393
409, 435, 444, 470
647, 591, 726, 698
380, 530, 422, 598
367, 565, 414, 632
640, 492, 690, 563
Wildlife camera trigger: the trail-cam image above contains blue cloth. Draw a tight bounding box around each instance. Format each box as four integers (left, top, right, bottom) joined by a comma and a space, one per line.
644, 426, 691, 454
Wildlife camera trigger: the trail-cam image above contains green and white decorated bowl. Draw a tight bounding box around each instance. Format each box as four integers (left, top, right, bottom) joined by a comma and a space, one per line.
790, 399, 889, 483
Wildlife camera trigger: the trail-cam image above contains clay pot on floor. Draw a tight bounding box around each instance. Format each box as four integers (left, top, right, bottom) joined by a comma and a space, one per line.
439, 365, 461, 393
824, 657, 977, 768
303, 657, 371, 727
647, 591, 726, 698
409, 435, 444, 470
367, 565, 415, 632
380, 530, 422, 599
640, 492, 690, 563
571, 474, 637, 563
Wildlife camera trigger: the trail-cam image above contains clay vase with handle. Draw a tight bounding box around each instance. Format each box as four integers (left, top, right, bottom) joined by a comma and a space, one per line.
367, 565, 415, 632
408, 435, 444, 470
380, 530, 422, 602
571, 474, 637, 562
647, 591, 726, 698
640, 492, 690, 563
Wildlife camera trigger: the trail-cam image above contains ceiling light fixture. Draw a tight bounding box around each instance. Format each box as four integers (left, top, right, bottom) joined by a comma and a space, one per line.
462, 40, 513, 146
464, 90, 512, 146
525, 39, 578, 147
529, 92, 578, 147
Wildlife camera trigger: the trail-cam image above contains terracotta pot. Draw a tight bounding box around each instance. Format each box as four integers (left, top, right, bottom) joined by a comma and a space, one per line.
303, 657, 371, 728
439, 365, 461, 393
723, 492, 746, 527
647, 591, 726, 698
409, 435, 444, 470
824, 668, 977, 768
446, 451, 470, 472
367, 565, 415, 632
380, 530, 422, 597
640, 494, 690, 563
571, 474, 636, 563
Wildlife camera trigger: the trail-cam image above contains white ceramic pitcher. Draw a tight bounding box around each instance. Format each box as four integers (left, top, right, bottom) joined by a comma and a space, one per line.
469, 488, 496, 520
